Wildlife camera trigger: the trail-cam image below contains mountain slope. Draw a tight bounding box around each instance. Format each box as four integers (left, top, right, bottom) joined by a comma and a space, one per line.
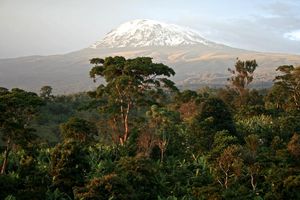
0, 19, 300, 93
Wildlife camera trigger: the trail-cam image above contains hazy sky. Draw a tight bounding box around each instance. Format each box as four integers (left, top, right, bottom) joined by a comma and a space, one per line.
1, 0, 300, 58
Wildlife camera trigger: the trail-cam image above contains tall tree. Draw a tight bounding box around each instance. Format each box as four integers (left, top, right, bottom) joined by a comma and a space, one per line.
51, 139, 89, 198
274, 65, 300, 110
244, 134, 260, 192
197, 97, 236, 134
144, 105, 180, 162
265, 84, 289, 110
60, 117, 97, 143
0, 88, 44, 174
88, 56, 177, 145
188, 97, 236, 152
228, 58, 258, 106
214, 145, 243, 189
287, 133, 300, 159
39, 85, 53, 101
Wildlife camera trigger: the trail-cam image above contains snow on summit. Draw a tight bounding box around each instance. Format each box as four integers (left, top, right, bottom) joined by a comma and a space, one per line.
90, 19, 217, 48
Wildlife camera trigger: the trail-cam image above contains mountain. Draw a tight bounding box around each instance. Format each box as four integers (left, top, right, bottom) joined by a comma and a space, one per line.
90, 19, 221, 48
0, 19, 300, 93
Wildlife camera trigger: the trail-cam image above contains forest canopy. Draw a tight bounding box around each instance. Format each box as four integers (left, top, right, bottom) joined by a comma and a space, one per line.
0, 57, 300, 200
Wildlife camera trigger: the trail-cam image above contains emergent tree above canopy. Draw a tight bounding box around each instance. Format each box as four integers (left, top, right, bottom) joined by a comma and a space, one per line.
88, 56, 178, 145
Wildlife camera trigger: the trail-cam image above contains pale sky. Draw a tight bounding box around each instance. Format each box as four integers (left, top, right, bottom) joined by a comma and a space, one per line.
0, 0, 300, 58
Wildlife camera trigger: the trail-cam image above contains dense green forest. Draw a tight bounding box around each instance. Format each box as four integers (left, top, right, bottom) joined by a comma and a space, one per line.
0, 56, 299, 200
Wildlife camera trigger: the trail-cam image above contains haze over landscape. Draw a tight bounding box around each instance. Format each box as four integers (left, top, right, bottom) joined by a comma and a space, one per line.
1, 0, 300, 58
1, 1, 300, 93
1, 17, 300, 93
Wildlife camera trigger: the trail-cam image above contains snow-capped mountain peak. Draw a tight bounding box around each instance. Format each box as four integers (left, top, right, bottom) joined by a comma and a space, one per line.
90, 19, 217, 48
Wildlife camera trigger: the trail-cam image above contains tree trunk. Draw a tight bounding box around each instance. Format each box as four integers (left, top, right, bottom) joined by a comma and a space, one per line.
123, 113, 129, 142
250, 172, 256, 191
160, 148, 164, 163
158, 140, 167, 163
119, 137, 124, 146
122, 102, 131, 144
225, 171, 228, 189
1, 139, 11, 175
293, 93, 300, 109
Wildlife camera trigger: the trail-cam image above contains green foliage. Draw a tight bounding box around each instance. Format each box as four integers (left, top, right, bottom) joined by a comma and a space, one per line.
0, 88, 44, 146
209, 130, 238, 160
227, 59, 258, 107
88, 56, 178, 144
287, 133, 300, 160
197, 97, 236, 134
32, 92, 100, 143
115, 157, 162, 199
4, 195, 16, 200
74, 173, 135, 200
188, 97, 236, 152
174, 89, 199, 104
50, 139, 89, 197
45, 188, 72, 200
265, 84, 289, 110
60, 117, 97, 143
40, 85, 54, 101
0, 174, 18, 199
143, 105, 183, 161
0, 88, 44, 175
228, 59, 258, 93
236, 114, 274, 142
274, 65, 300, 110
1, 58, 300, 199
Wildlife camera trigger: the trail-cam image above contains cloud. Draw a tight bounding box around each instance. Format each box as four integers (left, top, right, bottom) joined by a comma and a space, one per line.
284, 30, 300, 41
181, 1, 300, 54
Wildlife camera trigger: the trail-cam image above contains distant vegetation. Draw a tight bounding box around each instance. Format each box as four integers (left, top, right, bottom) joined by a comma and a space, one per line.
0, 56, 299, 199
